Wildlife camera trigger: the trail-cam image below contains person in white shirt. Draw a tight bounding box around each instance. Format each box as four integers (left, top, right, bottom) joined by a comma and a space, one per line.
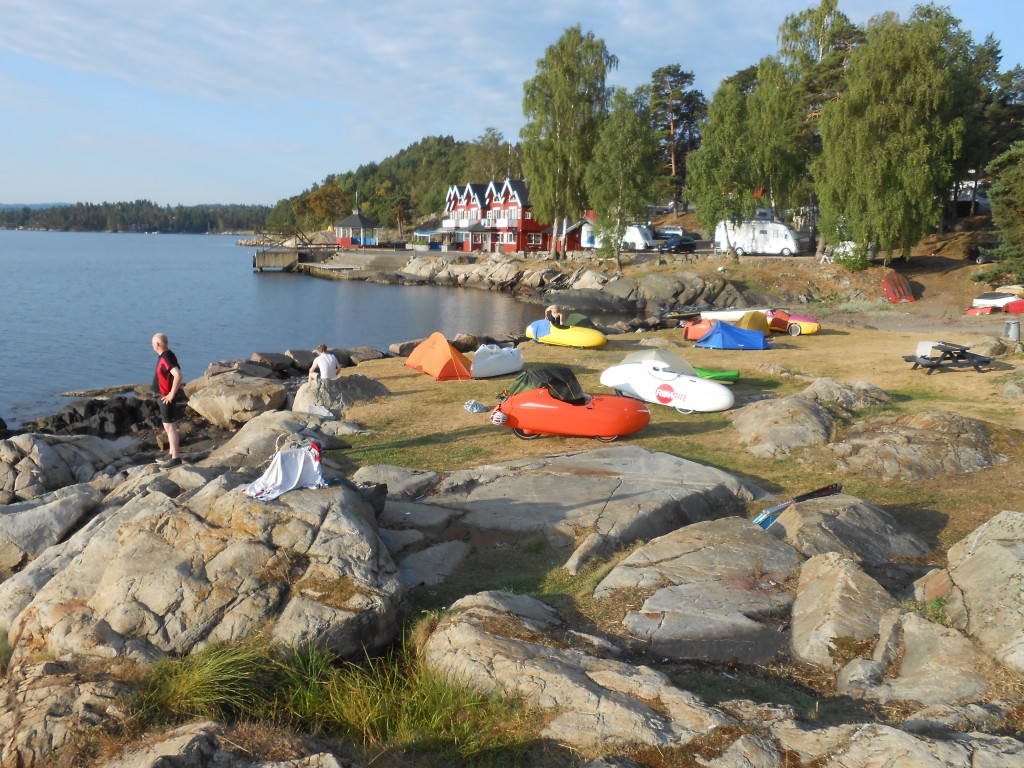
308, 344, 340, 381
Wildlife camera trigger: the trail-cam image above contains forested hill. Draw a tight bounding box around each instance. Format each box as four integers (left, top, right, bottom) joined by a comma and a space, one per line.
0, 200, 271, 234
269, 132, 523, 234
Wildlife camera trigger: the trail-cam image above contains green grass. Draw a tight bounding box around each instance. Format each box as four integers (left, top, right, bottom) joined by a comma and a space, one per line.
130, 636, 541, 766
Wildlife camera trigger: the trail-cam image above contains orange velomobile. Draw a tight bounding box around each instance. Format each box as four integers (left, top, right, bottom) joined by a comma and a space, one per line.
490, 366, 650, 441
405, 332, 471, 381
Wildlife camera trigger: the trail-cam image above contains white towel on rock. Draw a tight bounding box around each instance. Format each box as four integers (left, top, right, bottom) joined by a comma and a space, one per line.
244, 445, 325, 501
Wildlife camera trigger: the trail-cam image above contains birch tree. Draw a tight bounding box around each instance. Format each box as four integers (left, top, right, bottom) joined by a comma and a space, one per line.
521, 26, 617, 258
688, 81, 757, 257
585, 88, 660, 271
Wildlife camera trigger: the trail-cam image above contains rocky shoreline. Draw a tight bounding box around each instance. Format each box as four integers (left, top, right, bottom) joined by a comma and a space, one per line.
2, 310, 1024, 765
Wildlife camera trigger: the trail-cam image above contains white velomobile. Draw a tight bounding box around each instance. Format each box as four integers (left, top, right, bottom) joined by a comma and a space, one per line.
599, 348, 735, 414
470, 344, 524, 379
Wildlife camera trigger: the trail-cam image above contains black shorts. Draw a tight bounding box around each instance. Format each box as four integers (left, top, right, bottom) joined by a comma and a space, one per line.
158, 396, 184, 425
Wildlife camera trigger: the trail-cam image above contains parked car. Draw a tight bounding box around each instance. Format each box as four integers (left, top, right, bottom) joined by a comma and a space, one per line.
658, 234, 697, 254
657, 226, 685, 239
967, 238, 1002, 264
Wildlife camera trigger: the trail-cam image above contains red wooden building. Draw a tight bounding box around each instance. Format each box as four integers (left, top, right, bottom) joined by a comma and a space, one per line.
441, 178, 585, 253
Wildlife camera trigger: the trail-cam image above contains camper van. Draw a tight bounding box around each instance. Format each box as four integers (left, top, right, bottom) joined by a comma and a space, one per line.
593, 224, 657, 251
714, 219, 805, 256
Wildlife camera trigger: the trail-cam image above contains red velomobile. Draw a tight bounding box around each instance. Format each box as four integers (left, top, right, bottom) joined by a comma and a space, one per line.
491, 366, 650, 442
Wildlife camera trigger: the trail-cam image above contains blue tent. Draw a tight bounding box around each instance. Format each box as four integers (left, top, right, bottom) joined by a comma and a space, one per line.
695, 321, 771, 350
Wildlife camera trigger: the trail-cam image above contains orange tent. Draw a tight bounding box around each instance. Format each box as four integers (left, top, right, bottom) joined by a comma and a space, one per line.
405, 332, 471, 381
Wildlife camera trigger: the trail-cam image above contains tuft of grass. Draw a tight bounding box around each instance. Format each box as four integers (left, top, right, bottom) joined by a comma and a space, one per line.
134, 636, 273, 725
903, 597, 951, 626
129, 636, 539, 766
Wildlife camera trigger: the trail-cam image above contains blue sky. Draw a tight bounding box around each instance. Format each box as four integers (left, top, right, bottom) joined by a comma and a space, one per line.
2, 0, 1022, 207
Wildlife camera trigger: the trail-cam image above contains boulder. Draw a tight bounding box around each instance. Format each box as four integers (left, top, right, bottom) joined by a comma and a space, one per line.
346, 346, 387, 364
201, 410, 336, 470
790, 553, 899, 669
0, 661, 132, 768
918, 510, 1024, 674
830, 411, 999, 481
594, 517, 802, 664
286, 349, 318, 370
768, 722, 1024, 767
728, 396, 835, 458
5, 475, 405, 669
837, 612, 992, 706
250, 350, 303, 374
0, 433, 135, 503
420, 590, 733, 749
769, 493, 930, 565
291, 374, 390, 418
798, 377, 891, 414
0, 482, 106, 570
186, 374, 288, 429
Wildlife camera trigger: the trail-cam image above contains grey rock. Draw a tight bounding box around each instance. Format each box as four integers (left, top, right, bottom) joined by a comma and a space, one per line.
841, 613, 991, 705
830, 410, 1000, 481
292, 374, 390, 417
5, 478, 405, 669
595, 517, 802, 664
769, 494, 930, 565
187, 374, 288, 429
398, 540, 471, 587
0, 482, 106, 570
798, 377, 891, 414
0, 662, 132, 768
421, 590, 734, 749
930, 510, 1024, 674
728, 396, 835, 458
790, 553, 899, 669
419, 446, 767, 574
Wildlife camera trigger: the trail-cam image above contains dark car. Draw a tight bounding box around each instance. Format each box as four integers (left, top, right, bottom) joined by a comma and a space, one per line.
658, 234, 697, 254
967, 238, 1002, 264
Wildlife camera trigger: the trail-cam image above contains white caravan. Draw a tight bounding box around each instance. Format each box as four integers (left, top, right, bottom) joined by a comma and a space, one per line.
593, 224, 657, 251
714, 219, 804, 256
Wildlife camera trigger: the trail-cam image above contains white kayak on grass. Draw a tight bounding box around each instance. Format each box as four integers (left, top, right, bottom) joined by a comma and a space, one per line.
599, 359, 735, 414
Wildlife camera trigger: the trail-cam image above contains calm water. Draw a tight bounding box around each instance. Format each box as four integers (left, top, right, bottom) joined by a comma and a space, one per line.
0, 231, 554, 427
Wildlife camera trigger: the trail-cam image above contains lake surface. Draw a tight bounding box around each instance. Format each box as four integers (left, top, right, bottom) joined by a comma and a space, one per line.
0, 231, 561, 427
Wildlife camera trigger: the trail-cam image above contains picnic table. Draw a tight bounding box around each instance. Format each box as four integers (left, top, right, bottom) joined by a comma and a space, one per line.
903, 341, 992, 375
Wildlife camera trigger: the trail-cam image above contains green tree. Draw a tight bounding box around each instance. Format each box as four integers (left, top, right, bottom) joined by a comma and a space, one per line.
521, 25, 617, 258
746, 57, 805, 216
648, 65, 706, 208
304, 177, 351, 230
984, 141, 1024, 282
688, 81, 757, 257
465, 127, 521, 184
585, 88, 660, 271
813, 9, 978, 264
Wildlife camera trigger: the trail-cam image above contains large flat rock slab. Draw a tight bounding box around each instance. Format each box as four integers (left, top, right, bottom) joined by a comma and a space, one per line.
406, 446, 768, 574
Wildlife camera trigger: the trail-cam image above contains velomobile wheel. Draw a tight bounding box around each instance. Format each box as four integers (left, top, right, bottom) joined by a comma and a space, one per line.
787, 323, 803, 336
596, 435, 620, 443
674, 406, 695, 415
512, 428, 541, 440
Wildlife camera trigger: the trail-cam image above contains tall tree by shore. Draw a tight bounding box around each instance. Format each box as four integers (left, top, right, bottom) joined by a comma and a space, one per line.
521, 26, 617, 259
